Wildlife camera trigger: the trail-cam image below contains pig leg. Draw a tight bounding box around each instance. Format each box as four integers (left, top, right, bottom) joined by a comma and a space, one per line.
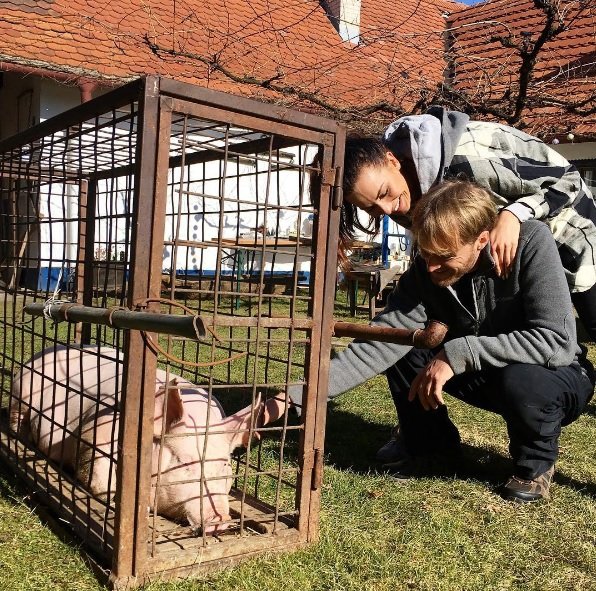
76, 408, 119, 500
9, 371, 32, 438
77, 444, 117, 501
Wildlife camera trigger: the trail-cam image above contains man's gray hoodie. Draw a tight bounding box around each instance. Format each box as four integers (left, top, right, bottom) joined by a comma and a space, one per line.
290, 220, 580, 412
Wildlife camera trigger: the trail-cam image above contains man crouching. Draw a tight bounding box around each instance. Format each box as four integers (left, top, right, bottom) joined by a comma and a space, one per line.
283, 179, 595, 502
389, 179, 596, 501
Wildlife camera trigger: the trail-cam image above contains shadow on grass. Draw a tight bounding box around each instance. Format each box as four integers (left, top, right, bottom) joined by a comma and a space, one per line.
321, 405, 498, 477
252, 404, 513, 487
0, 463, 25, 506
322, 406, 596, 500
581, 402, 596, 417
553, 471, 596, 499
321, 406, 387, 467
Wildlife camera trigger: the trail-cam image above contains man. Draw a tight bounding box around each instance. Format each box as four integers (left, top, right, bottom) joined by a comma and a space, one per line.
274, 180, 594, 502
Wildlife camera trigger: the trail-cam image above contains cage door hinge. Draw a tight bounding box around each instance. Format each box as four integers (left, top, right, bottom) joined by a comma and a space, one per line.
311, 448, 323, 490
322, 166, 343, 210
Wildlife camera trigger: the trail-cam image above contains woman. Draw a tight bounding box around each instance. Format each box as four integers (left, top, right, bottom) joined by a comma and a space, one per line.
340, 106, 596, 339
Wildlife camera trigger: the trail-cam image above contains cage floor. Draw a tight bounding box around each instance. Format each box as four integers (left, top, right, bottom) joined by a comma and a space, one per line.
0, 418, 300, 577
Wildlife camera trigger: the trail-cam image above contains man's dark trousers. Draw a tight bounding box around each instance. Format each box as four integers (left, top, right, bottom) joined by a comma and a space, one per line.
386, 348, 595, 479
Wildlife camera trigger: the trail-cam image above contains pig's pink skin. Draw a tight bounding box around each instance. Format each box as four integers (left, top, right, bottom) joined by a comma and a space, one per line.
11, 346, 263, 534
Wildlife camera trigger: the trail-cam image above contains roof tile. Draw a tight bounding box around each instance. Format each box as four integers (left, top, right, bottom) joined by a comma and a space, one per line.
0, 0, 459, 117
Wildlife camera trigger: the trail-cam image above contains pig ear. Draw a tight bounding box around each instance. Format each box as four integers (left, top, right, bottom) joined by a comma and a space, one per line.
154, 379, 185, 436
222, 393, 263, 451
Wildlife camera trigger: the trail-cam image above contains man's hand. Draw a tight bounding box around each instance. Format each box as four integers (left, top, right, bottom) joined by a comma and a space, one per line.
408, 350, 454, 410
490, 210, 521, 278
261, 394, 289, 425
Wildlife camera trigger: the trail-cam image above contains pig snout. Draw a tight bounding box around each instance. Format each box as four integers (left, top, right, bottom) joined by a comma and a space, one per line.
151, 437, 234, 535
181, 493, 232, 535
186, 485, 232, 535
182, 466, 233, 535
202, 515, 230, 535
187, 507, 231, 535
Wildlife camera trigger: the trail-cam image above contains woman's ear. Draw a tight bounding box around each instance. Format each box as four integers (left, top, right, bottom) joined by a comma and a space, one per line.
385, 151, 401, 169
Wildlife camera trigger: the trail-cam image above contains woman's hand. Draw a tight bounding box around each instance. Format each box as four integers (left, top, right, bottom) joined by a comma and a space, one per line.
490, 210, 521, 278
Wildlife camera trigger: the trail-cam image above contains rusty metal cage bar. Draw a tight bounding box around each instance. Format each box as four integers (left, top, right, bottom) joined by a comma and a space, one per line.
117, 77, 163, 581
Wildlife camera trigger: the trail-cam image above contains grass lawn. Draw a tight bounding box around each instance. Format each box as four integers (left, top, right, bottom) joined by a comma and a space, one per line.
0, 294, 595, 591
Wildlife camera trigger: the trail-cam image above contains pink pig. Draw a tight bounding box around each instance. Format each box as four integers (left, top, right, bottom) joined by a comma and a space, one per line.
10, 345, 269, 534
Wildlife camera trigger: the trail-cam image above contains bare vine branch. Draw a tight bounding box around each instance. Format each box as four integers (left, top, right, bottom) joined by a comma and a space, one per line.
436, 0, 594, 132
139, 0, 593, 136
143, 34, 412, 121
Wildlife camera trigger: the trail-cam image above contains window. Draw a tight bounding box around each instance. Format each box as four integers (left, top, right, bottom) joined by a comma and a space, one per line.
575, 159, 596, 194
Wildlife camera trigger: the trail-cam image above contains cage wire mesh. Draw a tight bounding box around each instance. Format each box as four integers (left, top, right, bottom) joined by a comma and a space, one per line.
0, 93, 140, 561
0, 77, 343, 586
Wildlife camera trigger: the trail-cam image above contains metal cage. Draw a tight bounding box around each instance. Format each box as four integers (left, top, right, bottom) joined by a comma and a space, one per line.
0, 76, 344, 588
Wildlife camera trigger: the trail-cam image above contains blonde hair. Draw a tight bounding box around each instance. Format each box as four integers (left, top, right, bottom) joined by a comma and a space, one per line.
411, 180, 497, 256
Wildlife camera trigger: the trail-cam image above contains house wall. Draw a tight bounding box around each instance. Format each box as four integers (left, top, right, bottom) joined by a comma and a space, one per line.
0, 74, 83, 141
553, 141, 596, 162
554, 142, 596, 194
39, 78, 81, 121
1, 76, 88, 289
0, 72, 41, 140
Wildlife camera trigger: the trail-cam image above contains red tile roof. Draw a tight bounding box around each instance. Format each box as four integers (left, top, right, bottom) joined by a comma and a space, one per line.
2, 0, 591, 138
359, 0, 458, 87
0, 0, 460, 122
447, 0, 596, 140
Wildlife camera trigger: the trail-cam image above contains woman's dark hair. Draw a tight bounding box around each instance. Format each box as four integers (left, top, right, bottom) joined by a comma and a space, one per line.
340, 135, 388, 250
343, 135, 388, 197
309, 135, 419, 270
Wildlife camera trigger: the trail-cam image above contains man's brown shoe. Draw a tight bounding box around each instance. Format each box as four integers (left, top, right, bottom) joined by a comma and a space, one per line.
501, 465, 554, 503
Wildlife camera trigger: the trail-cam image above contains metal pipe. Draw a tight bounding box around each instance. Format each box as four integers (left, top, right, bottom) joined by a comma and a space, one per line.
24, 302, 207, 338
26, 302, 316, 331
333, 319, 448, 349
25, 303, 448, 349
77, 79, 98, 103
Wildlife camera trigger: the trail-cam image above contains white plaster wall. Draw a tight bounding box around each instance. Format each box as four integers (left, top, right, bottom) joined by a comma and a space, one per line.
0, 74, 87, 139
161, 144, 318, 276
326, 0, 361, 43
1, 76, 84, 280
38, 80, 84, 266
